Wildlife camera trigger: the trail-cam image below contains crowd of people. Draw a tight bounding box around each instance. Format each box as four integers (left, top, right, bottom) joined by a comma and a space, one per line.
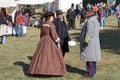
84, 2, 120, 28
66, 2, 120, 29
0, 7, 29, 44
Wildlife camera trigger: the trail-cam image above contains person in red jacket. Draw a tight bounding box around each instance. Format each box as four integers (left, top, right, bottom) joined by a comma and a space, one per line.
16, 11, 25, 37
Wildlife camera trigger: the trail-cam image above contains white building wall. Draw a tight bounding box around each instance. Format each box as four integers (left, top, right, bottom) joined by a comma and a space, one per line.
50, 0, 82, 12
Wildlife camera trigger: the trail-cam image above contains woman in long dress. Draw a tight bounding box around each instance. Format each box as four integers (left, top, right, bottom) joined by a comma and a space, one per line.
28, 12, 66, 76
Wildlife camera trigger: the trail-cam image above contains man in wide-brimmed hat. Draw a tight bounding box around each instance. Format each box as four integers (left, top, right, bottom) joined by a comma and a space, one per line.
56, 10, 63, 14
80, 8, 101, 77
55, 10, 64, 21
86, 8, 96, 18
53, 10, 71, 57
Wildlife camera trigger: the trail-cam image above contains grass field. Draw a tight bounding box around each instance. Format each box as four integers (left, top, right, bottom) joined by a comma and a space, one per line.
0, 15, 120, 80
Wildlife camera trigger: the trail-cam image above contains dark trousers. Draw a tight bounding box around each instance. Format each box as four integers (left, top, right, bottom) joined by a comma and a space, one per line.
86, 61, 96, 77
69, 19, 75, 30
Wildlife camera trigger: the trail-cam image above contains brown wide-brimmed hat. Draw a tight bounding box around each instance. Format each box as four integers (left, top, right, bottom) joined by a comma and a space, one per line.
44, 11, 54, 17
56, 10, 63, 14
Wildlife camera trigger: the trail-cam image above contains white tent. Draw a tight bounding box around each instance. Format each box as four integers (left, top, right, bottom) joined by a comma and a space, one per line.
0, 0, 17, 7
50, 0, 83, 12
16, 0, 55, 5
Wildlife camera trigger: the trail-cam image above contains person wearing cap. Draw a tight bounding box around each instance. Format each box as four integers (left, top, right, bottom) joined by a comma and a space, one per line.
80, 9, 101, 77
53, 10, 71, 57
28, 11, 66, 76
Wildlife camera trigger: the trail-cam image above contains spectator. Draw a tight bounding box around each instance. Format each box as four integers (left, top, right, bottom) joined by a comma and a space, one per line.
98, 8, 104, 28
24, 12, 29, 26
0, 8, 8, 44
16, 11, 25, 37
6, 13, 14, 35
66, 8, 76, 30
80, 8, 87, 25
75, 4, 81, 18
117, 9, 120, 27
14, 8, 19, 23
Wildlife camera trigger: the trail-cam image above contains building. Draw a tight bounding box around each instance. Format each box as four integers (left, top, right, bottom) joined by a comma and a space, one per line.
50, 0, 82, 12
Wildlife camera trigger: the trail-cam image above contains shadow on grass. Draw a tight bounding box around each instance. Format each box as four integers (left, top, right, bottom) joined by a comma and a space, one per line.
13, 56, 53, 78
99, 29, 120, 54
70, 33, 80, 42
14, 56, 86, 78
27, 56, 87, 76
66, 64, 86, 76
14, 61, 29, 76
70, 27, 120, 55
105, 25, 118, 28
14, 61, 55, 78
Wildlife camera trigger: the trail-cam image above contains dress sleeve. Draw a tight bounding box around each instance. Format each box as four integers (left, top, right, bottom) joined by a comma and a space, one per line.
49, 23, 60, 43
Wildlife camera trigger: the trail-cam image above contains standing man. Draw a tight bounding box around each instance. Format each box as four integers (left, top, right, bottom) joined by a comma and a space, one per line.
66, 8, 76, 30
80, 9, 101, 77
14, 8, 19, 23
53, 10, 71, 57
16, 11, 25, 37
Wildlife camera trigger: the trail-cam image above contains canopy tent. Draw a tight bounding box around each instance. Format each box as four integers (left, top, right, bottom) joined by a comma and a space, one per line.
0, 0, 17, 7
16, 0, 55, 5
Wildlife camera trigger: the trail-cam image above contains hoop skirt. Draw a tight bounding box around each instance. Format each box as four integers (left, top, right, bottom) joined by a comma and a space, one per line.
28, 22, 66, 75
